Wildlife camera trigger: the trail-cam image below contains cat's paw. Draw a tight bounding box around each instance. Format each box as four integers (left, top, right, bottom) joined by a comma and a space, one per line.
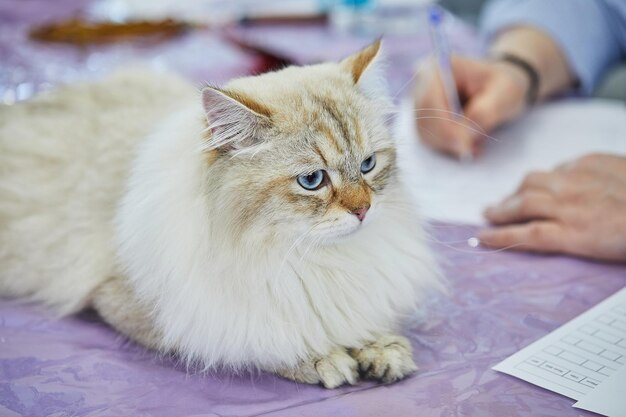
349, 335, 417, 384
277, 347, 359, 389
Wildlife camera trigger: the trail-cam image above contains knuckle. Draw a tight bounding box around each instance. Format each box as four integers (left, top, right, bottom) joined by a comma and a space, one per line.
471, 109, 492, 130
560, 175, 581, 197
527, 223, 546, 241
492, 232, 510, 246
521, 171, 543, 189
517, 194, 535, 215
576, 153, 602, 169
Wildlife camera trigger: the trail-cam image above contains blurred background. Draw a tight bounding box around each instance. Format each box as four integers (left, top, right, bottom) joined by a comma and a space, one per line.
1, 0, 624, 106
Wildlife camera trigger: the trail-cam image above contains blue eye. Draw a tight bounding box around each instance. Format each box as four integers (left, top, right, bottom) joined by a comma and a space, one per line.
360, 154, 376, 174
297, 170, 326, 190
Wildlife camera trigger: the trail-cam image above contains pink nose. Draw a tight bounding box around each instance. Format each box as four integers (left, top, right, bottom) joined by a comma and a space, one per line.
351, 206, 369, 222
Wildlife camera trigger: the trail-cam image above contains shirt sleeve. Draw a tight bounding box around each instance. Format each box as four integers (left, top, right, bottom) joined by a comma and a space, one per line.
480, 0, 625, 94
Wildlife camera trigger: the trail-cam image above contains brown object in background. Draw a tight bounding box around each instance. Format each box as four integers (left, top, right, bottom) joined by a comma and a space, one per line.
29, 18, 197, 45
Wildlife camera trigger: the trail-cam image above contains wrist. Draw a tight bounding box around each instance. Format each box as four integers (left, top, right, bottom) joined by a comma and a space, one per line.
493, 54, 540, 105
489, 26, 576, 100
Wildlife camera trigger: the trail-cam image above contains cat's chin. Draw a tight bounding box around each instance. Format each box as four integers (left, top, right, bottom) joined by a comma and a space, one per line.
315, 221, 366, 245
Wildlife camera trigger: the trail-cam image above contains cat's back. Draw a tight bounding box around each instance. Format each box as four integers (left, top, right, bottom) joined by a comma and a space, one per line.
0, 69, 196, 313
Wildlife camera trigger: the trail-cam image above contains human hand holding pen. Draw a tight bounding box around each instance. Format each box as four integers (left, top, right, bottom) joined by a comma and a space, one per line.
414, 55, 530, 158
414, 26, 575, 159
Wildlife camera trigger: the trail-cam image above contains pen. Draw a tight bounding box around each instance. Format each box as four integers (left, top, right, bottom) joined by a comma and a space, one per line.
427, 5, 472, 161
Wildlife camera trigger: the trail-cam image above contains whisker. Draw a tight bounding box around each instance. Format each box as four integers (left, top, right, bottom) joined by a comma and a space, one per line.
392, 70, 420, 100
295, 230, 324, 267
407, 107, 486, 133
375, 200, 529, 255
424, 238, 532, 255
274, 222, 321, 280
391, 54, 442, 100
411, 116, 502, 143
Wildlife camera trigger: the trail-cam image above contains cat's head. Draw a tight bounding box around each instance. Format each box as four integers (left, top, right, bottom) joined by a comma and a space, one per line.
201, 40, 399, 247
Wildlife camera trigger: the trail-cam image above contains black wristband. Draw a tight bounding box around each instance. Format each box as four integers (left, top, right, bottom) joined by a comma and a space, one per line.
496, 53, 540, 105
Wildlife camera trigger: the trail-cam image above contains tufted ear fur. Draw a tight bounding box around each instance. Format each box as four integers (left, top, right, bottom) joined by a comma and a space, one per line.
340, 39, 387, 98
201, 87, 272, 151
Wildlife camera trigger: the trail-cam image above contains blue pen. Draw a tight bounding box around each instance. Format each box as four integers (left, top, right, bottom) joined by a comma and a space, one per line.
428, 5, 463, 116
428, 5, 472, 160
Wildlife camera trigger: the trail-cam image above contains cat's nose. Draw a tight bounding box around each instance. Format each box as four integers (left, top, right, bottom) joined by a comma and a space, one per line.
351, 205, 370, 222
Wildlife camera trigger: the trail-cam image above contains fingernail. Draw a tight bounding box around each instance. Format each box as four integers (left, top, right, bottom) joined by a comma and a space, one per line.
455, 138, 473, 162
477, 229, 494, 243
488, 196, 519, 214
455, 144, 473, 162
459, 150, 474, 163
501, 196, 521, 211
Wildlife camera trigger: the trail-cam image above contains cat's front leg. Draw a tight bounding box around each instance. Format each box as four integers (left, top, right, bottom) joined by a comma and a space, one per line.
348, 335, 417, 384
276, 347, 359, 389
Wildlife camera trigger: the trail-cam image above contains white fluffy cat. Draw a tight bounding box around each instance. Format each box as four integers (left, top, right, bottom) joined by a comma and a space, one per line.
0, 41, 441, 388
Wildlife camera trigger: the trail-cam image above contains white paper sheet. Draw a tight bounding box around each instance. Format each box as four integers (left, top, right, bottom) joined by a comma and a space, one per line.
574, 365, 626, 417
395, 98, 626, 224
493, 287, 626, 416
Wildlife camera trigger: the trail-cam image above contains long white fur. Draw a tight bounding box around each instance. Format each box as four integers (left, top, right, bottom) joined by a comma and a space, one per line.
0, 69, 196, 315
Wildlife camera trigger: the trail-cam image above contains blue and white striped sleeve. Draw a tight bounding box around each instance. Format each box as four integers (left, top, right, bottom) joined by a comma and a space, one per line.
480, 0, 626, 94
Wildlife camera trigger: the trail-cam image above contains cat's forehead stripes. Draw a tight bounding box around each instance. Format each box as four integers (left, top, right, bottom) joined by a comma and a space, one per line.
310, 94, 364, 150
315, 124, 344, 155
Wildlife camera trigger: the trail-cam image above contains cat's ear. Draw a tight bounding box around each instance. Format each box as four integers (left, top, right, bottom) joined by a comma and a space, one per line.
340, 39, 387, 97
201, 86, 271, 152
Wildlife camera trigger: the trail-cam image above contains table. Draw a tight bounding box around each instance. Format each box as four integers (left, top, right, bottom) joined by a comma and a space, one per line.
2, 224, 624, 417
1, 1, 624, 416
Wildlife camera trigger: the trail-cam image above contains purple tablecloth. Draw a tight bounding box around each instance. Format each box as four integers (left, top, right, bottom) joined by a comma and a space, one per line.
1, 223, 625, 417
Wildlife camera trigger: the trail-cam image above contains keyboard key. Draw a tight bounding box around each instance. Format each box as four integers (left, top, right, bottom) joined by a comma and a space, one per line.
562, 335, 581, 345
564, 372, 585, 382
597, 315, 614, 325
611, 319, 626, 332
578, 341, 604, 354
580, 378, 600, 388
559, 350, 586, 365
526, 357, 544, 366
582, 361, 603, 372
596, 330, 621, 344
600, 350, 621, 361
544, 346, 563, 356
540, 362, 568, 376
579, 325, 597, 335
